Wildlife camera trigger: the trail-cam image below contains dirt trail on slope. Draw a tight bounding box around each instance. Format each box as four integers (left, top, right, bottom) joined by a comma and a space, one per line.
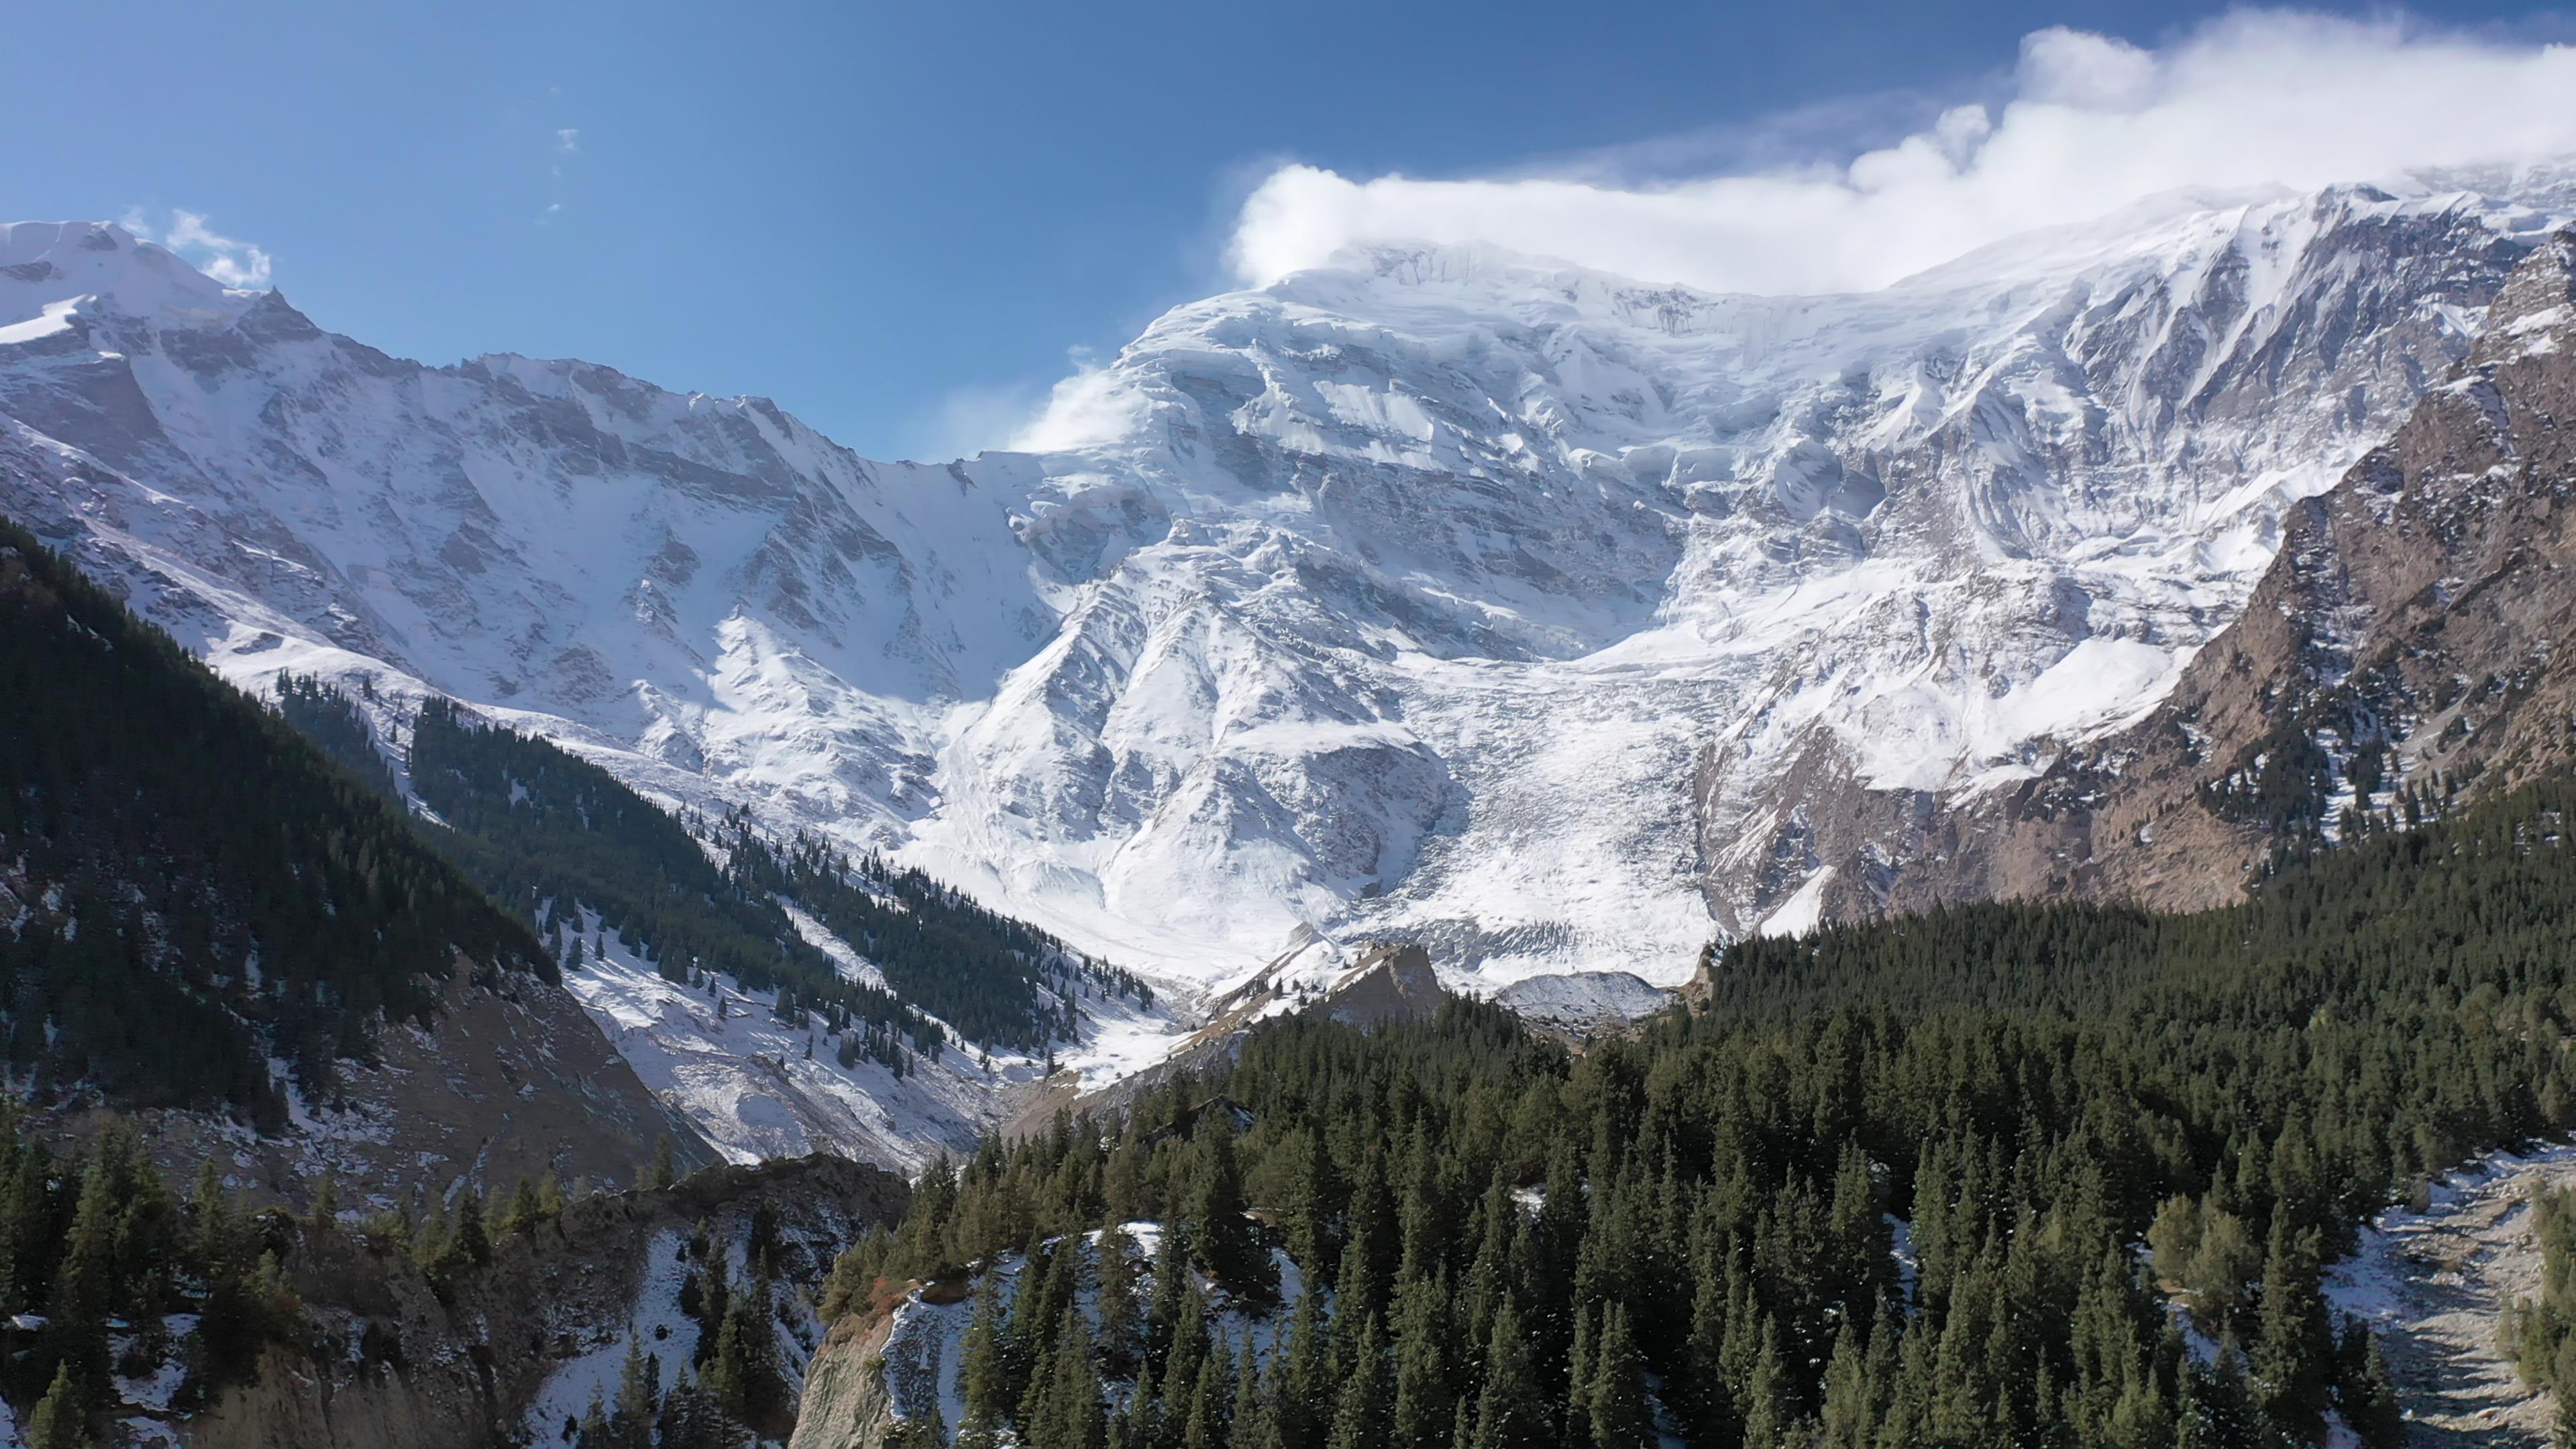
2328, 1142, 2576, 1446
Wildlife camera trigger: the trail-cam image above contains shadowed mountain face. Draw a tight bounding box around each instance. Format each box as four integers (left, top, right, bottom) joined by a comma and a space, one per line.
0, 511, 714, 1200
5, 179, 2575, 991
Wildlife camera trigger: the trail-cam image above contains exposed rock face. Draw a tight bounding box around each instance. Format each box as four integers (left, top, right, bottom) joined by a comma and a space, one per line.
1004, 939, 1450, 1137
1495, 971, 1674, 1030
1919, 227, 2576, 911
786, 1312, 900, 1449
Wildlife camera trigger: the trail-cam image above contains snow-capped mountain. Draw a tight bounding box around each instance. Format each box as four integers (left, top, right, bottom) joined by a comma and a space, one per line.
3, 172, 2571, 1002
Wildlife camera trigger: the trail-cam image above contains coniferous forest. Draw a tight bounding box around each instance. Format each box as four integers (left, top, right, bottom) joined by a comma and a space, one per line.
0, 520, 547, 1121
822, 768, 2576, 1448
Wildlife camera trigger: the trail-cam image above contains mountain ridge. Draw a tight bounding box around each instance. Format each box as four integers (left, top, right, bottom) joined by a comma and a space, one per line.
7, 176, 2574, 1012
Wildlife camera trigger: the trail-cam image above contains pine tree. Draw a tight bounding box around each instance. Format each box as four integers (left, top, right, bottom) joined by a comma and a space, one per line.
47, 1151, 119, 1398
1181, 1330, 1233, 1449
1740, 1316, 1793, 1449
959, 1269, 1010, 1446
2253, 1218, 2328, 1434
1188, 1116, 1278, 1305
27, 1362, 89, 1449
503, 1175, 544, 1236
433, 1185, 491, 1286
2338, 1322, 2404, 1449
610, 1333, 660, 1449
1326, 1313, 1394, 1449
1097, 1224, 1142, 1375
1586, 1304, 1652, 1449
1466, 1298, 1545, 1449
1029, 1307, 1106, 1449
1392, 1269, 1453, 1449
1817, 1318, 1872, 1449
1283, 1273, 1334, 1449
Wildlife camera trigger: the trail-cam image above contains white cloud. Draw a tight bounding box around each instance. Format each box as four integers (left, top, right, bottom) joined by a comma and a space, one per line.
1227, 11, 2576, 297
119, 208, 274, 290
1010, 350, 1148, 454
906, 379, 1050, 460
905, 350, 1136, 460
555, 127, 582, 156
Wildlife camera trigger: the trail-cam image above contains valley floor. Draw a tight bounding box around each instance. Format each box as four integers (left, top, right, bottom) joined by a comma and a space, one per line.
2328, 1140, 2576, 1446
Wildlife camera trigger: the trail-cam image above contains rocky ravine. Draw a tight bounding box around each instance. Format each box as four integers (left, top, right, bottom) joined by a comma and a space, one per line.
178, 1155, 907, 1449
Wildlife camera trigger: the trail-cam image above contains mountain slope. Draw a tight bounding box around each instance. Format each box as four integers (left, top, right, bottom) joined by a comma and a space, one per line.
4, 179, 2573, 998
0, 513, 710, 1201
1939, 224, 2576, 913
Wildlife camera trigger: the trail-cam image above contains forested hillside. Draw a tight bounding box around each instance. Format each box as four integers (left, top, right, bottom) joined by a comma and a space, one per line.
403, 698, 952, 1072
819, 766, 2576, 1448
0, 519, 546, 1122
724, 824, 1153, 1053
269, 674, 1146, 1063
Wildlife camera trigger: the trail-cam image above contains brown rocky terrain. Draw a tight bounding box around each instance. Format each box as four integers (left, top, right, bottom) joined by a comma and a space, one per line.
1791, 226, 2576, 922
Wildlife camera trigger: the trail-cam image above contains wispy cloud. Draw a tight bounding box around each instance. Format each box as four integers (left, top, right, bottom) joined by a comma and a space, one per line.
907, 348, 1124, 460
1226, 11, 2576, 297
119, 207, 274, 289
540, 119, 583, 225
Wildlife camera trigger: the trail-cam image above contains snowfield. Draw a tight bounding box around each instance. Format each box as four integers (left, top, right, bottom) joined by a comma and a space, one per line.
3, 172, 2575, 1063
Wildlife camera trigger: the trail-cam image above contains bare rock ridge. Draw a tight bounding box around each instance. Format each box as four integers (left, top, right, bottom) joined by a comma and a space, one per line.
1905, 225, 2576, 914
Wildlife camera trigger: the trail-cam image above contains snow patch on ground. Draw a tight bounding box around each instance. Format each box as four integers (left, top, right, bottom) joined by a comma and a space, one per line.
523, 1228, 704, 1441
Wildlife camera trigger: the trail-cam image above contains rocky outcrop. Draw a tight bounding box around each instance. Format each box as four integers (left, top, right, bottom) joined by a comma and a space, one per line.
786, 1312, 899, 1449
1004, 941, 1450, 1138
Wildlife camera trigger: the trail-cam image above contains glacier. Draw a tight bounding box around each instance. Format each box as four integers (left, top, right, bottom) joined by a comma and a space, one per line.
5, 171, 2573, 1011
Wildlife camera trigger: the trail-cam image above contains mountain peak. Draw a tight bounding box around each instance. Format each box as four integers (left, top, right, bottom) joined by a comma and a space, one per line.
0, 219, 264, 335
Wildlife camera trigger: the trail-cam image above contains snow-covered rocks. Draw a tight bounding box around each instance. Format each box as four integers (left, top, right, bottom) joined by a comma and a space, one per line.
6, 171, 2575, 1017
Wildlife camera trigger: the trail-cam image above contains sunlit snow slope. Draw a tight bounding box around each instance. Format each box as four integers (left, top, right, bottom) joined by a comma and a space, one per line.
3, 172, 2571, 996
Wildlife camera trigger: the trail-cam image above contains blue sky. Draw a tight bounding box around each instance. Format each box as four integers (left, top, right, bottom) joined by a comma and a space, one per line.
7, 2, 2570, 460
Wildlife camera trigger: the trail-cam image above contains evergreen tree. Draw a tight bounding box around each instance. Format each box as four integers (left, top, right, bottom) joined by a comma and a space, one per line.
1097, 1223, 1142, 1376
959, 1269, 1011, 1447
1585, 1304, 1652, 1449
1327, 1314, 1394, 1449
1740, 1317, 1794, 1449
27, 1362, 89, 1449
1187, 1116, 1278, 1305
1466, 1298, 1546, 1449
1028, 1308, 1106, 1449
